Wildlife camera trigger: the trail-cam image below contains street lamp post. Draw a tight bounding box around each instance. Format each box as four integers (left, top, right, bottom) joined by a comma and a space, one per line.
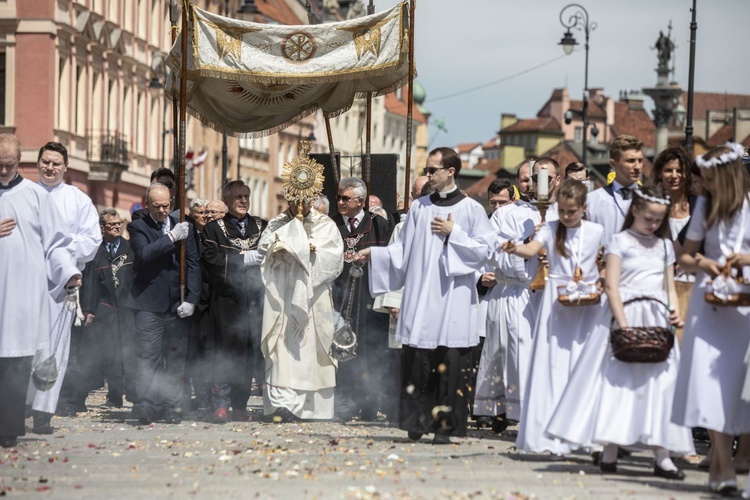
559, 4, 596, 168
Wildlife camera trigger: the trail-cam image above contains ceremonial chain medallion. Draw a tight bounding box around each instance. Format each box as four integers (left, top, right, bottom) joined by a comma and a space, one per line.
343, 233, 364, 263
110, 254, 128, 288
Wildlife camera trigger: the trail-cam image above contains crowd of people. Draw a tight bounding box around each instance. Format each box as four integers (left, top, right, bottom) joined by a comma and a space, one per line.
1, 131, 749, 496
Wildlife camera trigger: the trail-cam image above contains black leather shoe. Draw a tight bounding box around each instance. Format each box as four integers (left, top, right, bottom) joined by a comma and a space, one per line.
653, 465, 685, 481
0, 436, 18, 448
132, 404, 153, 425
263, 408, 298, 423
32, 411, 53, 435
163, 411, 183, 425
475, 416, 492, 429
600, 461, 617, 473
432, 432, 453, 445
491, 414, 508, 434
55, 404, 78, 417
407, 431, 423, 441
104, 398, 123, 408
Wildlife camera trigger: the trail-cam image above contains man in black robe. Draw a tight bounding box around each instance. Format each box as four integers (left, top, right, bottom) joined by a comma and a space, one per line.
73, 208, 136, 409
331, 177, 392, 422
201, 180, 268, 423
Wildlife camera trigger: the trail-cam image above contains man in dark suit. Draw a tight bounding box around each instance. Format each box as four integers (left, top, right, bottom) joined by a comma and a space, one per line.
201, 180, 268, 423
126, 184, 201, 425
80, 208, 136, 407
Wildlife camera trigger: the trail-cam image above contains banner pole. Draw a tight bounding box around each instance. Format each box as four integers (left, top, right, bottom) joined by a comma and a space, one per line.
170, 1, 179, 175
403, 0, 416, 212
363, 0, 375, 211
178, 0, 189, 302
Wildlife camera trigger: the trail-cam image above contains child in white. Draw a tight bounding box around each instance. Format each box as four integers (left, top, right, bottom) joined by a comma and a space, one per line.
672, 142, 750, 495
505, 179, 608, 455
546, 184, 693, 479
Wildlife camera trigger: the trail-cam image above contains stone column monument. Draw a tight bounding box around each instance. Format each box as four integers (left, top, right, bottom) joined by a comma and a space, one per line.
643, 25, 683, 154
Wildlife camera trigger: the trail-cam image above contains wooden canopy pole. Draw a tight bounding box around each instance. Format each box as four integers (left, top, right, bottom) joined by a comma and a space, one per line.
403, 0, 416, 212
170, 1, 180, 176
178, 0, 189, 301
324, 116, 340, 192
364, 0, 375, 210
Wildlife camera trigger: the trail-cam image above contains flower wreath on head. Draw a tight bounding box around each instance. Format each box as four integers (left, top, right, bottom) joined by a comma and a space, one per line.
633, 189, 670, 205
696, 142, 745, 169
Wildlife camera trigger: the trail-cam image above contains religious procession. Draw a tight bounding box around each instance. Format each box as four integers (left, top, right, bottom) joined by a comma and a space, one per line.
1, 0, 750, 498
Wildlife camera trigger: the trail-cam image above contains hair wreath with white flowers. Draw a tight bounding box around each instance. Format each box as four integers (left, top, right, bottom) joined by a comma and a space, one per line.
696, 142, 745, 169
633, 188, 671, 206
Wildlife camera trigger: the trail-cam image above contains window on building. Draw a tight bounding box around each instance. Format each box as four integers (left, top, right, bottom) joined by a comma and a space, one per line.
574, 126, 582, 143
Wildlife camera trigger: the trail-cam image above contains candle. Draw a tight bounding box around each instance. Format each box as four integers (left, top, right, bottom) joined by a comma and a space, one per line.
537, 167, 549, 200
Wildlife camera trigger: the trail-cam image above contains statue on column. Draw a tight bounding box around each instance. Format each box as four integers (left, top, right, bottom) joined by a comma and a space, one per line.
654, 30, 675, 73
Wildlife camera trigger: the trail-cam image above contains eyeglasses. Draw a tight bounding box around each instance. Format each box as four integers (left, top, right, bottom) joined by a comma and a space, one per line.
161, 181, 175, 190
103, 222, 123, 228
423, 166, 446, 176
336, 195, 361, 203
531, 174, 554, 184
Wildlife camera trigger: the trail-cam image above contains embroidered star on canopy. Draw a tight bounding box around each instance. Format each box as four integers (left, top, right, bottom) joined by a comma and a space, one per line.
337, 15, 394, 60
205, 20, 262, 61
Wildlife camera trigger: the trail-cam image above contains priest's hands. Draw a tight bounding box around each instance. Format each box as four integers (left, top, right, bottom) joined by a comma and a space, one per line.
170, 222, 190, 242
354, 247, 371, 264
65, 274, 82, 291
0, 217, 16, 237
431, 214, 454, 236
177, 302, 196, 318
481, 272, 497, 287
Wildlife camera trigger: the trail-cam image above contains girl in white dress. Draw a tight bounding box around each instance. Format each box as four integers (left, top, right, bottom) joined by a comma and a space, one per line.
504, 179, 608, 455
546, 184, 693, 479
672, 142, 750, 495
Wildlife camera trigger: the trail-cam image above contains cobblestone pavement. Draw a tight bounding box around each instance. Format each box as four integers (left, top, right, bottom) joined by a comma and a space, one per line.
0, 390, 733, 498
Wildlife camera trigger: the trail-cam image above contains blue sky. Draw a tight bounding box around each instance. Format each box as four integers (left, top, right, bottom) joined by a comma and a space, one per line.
375, 0, 750, 148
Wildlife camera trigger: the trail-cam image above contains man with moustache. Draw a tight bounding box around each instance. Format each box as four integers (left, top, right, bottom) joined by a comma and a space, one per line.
201, 180, 268, 423
30, 142, 101, 435
127, 184, 201, 425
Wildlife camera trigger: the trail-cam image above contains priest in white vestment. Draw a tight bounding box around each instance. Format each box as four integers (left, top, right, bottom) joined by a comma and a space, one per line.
28, 142, 101, 434
257, 149, 343, 422
0, 134, 79, 448
358, 147, 497, 444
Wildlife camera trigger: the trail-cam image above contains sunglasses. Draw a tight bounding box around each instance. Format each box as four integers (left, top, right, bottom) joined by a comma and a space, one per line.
423, 166, 447, 176
103, 222, 123, 228
336, 195, 361, 203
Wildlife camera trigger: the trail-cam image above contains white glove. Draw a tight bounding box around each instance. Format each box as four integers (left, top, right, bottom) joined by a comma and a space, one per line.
243, 249, 262, 266
176, 302, 195, 318
170, 222, 190, 242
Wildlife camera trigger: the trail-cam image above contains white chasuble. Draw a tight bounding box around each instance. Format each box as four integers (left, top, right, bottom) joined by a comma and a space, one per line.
259, 210, 343, 418
0, 178, 78, 358
369, 197, 497, 349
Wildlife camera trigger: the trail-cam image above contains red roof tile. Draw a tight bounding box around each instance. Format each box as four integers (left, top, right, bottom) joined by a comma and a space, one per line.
483, 137, 499, 149
455, 142, 483, 154
685, 92, 750, 120
383, 92, 426, 123
499, 116, 562, 134
465, 159, 501, 198
610, 102, 656, 149
707, 123, 734, 146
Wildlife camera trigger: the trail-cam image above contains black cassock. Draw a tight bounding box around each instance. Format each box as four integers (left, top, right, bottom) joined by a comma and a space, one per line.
331, 210, 394, 421
201, 214, 268, 410
77, 236, 136, 403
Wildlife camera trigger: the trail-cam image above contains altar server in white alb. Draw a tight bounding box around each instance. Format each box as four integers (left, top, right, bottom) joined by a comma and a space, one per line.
504, 179, 608, 455
672, 143, 750, 496
0, 134, 79, 448
257, 160, 344, 422
547, 184, 693, 480
29, 142, 101, 435
356, 147, 496, 444
586, 135, 644, 245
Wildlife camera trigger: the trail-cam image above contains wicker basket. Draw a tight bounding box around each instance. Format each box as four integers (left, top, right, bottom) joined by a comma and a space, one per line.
610, 297, 674, 363
704, 264, 750, 306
